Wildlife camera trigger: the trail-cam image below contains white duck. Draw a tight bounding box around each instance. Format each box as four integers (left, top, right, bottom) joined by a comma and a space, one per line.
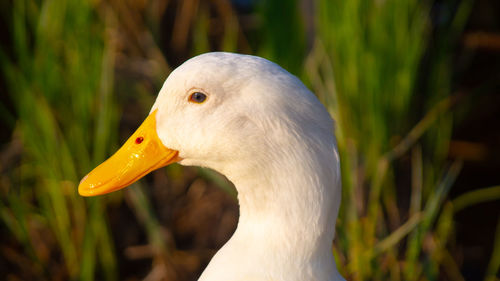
79, 52, 344, 281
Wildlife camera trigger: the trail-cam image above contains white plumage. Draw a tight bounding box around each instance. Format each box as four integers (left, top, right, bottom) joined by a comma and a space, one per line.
151, 52, 344, 281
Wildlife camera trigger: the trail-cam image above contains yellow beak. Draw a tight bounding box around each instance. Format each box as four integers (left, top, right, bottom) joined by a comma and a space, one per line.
78, 110, 180, 196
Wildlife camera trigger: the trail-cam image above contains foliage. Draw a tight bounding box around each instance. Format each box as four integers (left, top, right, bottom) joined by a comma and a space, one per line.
1, 0, 498, 281
1, 0, 117, 280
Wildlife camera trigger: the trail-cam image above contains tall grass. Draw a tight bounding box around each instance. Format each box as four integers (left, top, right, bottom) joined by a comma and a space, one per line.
304, 0, 478, 280
1, 0, 498, 281
1, 0, 117, 280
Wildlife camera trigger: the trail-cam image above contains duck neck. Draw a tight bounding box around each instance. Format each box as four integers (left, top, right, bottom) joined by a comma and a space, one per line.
227, 144, 341, 265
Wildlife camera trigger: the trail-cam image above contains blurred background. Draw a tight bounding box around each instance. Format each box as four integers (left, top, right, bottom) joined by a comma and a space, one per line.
0, 0, 499, 280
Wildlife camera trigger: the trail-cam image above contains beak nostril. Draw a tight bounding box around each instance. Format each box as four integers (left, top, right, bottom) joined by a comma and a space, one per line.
135, 137, 144, 144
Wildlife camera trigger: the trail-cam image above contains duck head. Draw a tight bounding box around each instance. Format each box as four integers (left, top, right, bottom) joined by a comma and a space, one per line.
79, 52, 337, 198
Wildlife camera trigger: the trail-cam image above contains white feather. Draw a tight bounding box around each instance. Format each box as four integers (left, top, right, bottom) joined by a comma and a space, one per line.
151, 52, 344, 281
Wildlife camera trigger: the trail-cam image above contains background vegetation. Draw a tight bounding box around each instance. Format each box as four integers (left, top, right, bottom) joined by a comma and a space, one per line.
1, 0, 499, 280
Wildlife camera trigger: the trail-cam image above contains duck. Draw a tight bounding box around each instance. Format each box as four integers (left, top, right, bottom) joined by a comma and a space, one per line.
79, 52, 345, 281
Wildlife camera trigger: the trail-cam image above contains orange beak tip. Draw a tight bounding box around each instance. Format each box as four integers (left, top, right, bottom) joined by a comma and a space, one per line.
78, 110, 179, 197
79, 175, 88, 186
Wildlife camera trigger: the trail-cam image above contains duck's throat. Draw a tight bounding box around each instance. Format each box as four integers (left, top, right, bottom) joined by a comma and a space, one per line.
234, 161, 340, 253
200, 153, 342, 281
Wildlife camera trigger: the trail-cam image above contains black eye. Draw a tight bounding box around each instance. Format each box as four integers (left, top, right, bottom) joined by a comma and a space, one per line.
189, 92, 207, 103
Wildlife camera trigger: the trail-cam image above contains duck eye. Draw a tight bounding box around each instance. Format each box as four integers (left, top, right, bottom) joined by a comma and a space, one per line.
135, 137, 144, 144
189, 92, 207, 103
